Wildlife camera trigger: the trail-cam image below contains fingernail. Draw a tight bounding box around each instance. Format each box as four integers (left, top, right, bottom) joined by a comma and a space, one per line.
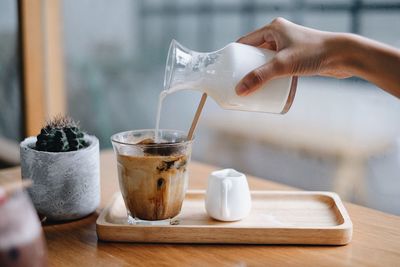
235, 83, 249, 96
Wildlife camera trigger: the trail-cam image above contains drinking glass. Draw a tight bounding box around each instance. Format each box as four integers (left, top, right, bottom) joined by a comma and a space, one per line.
111, 129, 193, 225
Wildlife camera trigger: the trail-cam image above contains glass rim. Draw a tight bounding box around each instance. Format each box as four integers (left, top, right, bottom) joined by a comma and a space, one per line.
110, 129, 194, 147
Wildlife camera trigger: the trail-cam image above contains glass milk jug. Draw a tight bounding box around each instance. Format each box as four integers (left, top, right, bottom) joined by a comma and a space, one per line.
164, 40, 298, 114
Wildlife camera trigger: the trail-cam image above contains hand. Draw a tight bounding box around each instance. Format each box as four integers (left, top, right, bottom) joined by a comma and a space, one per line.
235, 18, 353, 96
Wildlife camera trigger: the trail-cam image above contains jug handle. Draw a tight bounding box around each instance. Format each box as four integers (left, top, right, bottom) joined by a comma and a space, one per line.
221, 179, 232, 219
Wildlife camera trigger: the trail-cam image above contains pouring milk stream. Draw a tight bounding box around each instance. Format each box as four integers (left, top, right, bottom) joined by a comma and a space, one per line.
155, 40, 298, 142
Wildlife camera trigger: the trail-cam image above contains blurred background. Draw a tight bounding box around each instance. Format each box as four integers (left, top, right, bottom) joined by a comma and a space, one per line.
0, 0, 399, 214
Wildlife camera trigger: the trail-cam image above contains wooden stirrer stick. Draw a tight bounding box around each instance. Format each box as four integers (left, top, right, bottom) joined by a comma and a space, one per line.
187, 93, 207, 140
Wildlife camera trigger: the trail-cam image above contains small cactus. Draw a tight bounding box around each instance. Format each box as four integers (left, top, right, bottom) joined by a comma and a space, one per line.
36, 115, 87, 152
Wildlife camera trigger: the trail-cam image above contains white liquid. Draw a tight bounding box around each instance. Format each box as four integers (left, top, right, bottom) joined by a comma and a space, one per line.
155, 90, 167, 143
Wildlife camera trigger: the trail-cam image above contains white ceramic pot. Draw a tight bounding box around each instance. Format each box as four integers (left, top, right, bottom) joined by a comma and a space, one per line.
20, 135, 100, 221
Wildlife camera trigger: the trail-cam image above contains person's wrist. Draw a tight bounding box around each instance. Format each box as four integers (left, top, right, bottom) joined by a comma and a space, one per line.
323, 32, 363, 76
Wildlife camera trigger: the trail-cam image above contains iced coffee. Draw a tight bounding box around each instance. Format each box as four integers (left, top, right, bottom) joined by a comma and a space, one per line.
111, 130, 192, 223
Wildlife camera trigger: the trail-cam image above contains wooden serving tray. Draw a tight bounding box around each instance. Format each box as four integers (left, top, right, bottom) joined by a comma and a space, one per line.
96, 190, 352, 245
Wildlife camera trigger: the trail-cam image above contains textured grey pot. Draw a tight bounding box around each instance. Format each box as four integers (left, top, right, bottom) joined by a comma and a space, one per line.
20, 135, 100, 221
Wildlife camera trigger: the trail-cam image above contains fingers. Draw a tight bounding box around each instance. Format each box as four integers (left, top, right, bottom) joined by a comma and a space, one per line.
235, 59, 287, 96
237, 17, 288, 48
259, 41, 277, 51
238, 28, 278, 52
237, 26, 269, 47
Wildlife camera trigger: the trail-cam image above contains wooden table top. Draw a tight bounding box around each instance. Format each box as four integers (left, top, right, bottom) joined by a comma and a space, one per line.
1, 150, 399, 266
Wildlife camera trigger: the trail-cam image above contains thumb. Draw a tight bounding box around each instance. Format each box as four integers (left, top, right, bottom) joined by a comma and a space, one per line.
235, 59, 286, 96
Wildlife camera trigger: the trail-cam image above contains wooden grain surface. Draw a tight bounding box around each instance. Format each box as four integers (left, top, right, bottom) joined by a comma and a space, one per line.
97, 191, 352, 245
1, 150, 399, 266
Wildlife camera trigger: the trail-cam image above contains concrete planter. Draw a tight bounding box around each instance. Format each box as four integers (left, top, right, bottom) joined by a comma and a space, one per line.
20, 135, 100, 221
